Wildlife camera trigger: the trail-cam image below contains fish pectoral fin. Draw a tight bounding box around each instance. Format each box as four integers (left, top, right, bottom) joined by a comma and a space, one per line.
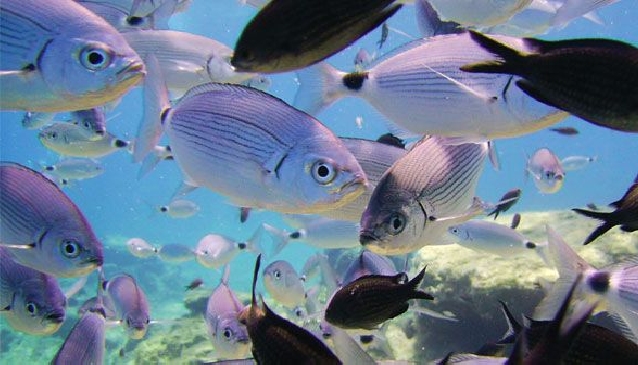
431, 198, 486, 224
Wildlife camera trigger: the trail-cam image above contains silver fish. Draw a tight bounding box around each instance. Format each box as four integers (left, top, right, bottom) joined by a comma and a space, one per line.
52, 309, 106, 365
194, 230, 261, 269
123, 30, 257, 96
0, 163, 103, 277
360, 136, 489, 255
157, 243, 195, 263
104, 274, 151, 339
158, 199, 200, 219
262, 260, 306, 310
21, 112, 55, 130
204, 265, 251, 359
341, 250, 398, 286
294, 32, 567, 141
0, 247, 67, 335
42, 158, 105, 182
39, 123, 129, 158
526, 147, 564, 194
560, 155, 597, 172
126, 238, 158, 258
427, 0, 533, 27
164, 83, 368, 214
69, 107, 107, 140
0, 0, 145, 112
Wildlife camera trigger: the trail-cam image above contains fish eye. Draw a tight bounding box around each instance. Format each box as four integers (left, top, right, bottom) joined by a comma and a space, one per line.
223, 328, 232, 339
47, 131, 58, 140
60, 239, 82, 258
127, 16, 144, 26
80, 47, 112, 71
273, 269, 282, 280
384, 213, 406, 236
82, 121, 91, 129
25, 302, 37, 315
311, 161, 336, 185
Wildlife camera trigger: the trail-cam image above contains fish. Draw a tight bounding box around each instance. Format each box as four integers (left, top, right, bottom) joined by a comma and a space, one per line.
526, 147, 564, 194
294, 32, 567, 141
39, 123, 130, 158
414, 0, 462, 38
77, 0, 160, 32
487, 188, 522, 219
104, 274, 151, 339
534, 226, 638, 342
510, 213, 522, 229
184, 278, 204, 291
0, 0, 145, 112
126, 238, 158, 258
42, 158, 105, 183
426, 0, 533, 27
560, 155, 596, 171
572, 176, 638, 245
262, 260, 306, 310
158, 199, 200, 219
447, 220, 546, 260
328, 326, 376, 365
341, 250, 398, 286
129, 0, 192, 17
0, 163, 103, 277
194, 229, 262, 269
52, 308, 106, 365
69, 107, 107, 140
549, 126, 579, 135
0, 247, 67, 335
461, 30, 638, 132
21, 112, 55, 130
231, 0, 404, 73
164, 83, 367, 214
324, 266, 434, 330
122, 30, 256, 96
157, 243, 195, 263
551, 0, 620, 26
204, 265, 251, 360
359, 136, 488, 255
237, 255, 341, 364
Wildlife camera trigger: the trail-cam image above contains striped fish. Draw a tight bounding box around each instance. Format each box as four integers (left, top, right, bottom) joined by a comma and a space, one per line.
104, 274, 150, 340
164, 83, 367, 214
0, 163, 103, 277
324, 266, 434, 330
294, 32, 568, 141
360, 136, 488, 255
53, 309, 106, 365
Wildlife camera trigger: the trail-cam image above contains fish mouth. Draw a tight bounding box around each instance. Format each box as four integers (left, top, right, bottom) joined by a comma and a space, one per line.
44, 311, 66, 324
82, 254, 103, 266
117, 60, 146, 81
338, 175, 368, 196
359, 232, 378, 246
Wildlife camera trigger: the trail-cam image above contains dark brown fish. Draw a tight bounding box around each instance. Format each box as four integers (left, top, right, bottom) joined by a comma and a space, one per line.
238, 255, 341, 364
324, 266, 433, 330
572, 177, 638, 245
549, 126, 579, 135
510, 213, 522, 230
184, 278, 204, 291
461, 30, 638, 132
487, 188, 522, 219
231, 0, 403, 73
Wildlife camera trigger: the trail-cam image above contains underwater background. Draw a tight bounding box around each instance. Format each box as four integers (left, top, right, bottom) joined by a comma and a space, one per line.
0, 0, 637, 363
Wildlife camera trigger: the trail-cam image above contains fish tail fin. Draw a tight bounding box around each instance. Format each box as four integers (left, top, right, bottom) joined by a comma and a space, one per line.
259, 223, 291, 257
251, 255, 262, 307
293, 62, 349, 115
460, 31, 527, 75
409, 266, 434, 300
572, 208, 616, 245
533, 225, 591, 320
495, 300, 522, 345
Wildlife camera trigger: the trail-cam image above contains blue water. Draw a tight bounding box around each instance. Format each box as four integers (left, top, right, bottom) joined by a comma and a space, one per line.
0, 0, 637, 363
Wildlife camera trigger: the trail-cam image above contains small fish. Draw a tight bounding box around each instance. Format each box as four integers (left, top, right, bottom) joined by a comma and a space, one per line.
262, 260, 306, 310
510, 213, 522, 230
157, 243, 195, 263
237, 255, 340, 364
324, 266, 434, 330
447, 220, 545, 259
487, 188, 522, 219
164, 83, 367, 214
534, 226, 638, 342
69, 107, 107, 140
0, 0, 145, 112
205, 265, 251, 360
104, 274, 151, 339
526, 148, 564, 194
39, 123, 130, 158
359, 136, 488, 255
263, 216, 360, 254
52, 308, 106, 365
572, 177, 638, 245
184, 278, 204, 291
231, 0, 404, 73
549, 126, 579, 135
42, 158, 104, 182
377, 22, 389, 49
354, 49, 373, 71
21, 112, 55, 130
426, 0, 533, 27
158, 199, 200, 219
126, 238, 158, 258
294, 32, 567, 140
0, 247, 67, 335
461, 30, 638, 132
194, 230, 261, 269
560, 155, 596, 172
0, 163, 102, 277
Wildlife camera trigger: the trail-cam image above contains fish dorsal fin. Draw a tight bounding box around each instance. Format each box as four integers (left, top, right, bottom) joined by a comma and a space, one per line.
252, 254, 262, 308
